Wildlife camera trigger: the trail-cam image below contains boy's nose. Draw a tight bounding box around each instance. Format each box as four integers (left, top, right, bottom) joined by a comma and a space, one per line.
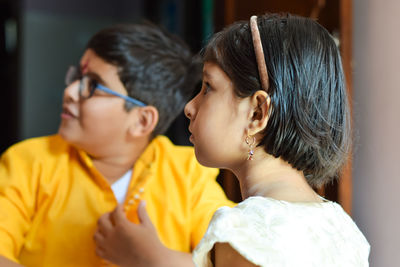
63, 80, 80, 102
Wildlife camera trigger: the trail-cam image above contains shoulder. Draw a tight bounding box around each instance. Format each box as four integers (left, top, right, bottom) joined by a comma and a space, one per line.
194, 197, 370, 266
0, 135, 73, 190
151, 135, 218, 177
1, 135, 69, 160
229, 197, 369, 247
203, 197, 277, 234
151, 135, 194, 157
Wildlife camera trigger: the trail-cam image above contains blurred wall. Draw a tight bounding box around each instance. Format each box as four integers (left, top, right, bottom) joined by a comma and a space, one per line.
352, 0, 400, 265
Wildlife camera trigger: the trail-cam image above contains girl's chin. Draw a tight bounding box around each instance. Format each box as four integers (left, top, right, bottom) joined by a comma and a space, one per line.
194, 152, 221, 169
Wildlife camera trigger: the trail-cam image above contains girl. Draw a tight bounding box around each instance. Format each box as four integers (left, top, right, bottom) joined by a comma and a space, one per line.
185, 14, 370, 266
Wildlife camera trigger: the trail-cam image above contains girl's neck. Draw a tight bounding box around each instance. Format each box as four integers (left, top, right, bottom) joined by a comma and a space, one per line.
231, 148, 322, 203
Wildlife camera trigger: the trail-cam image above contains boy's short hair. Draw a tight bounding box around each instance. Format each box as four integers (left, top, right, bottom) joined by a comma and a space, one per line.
202, 14, 351, 187
87, 23, 202, 136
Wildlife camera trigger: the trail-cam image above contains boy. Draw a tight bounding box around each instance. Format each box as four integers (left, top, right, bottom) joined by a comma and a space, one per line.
0, 23, 232, 267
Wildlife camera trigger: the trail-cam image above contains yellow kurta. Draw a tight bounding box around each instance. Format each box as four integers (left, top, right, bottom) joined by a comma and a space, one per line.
0, 135, 233, 266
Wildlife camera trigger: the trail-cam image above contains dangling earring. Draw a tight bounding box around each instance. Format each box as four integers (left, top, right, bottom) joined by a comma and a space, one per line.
245, 135, 256, 160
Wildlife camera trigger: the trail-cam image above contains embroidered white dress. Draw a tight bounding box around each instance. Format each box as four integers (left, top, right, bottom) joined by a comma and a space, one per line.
193, 196, 370, 267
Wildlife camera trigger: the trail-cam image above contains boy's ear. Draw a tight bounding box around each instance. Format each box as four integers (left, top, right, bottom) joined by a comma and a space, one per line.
128, 106, 159, 138
248, 90, 271, 136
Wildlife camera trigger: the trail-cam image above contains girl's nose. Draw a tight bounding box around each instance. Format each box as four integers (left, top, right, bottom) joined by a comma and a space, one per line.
184, 99, 195, 120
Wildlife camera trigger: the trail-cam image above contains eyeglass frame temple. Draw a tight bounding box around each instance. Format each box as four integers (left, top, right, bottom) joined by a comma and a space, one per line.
95, 84, 147, 107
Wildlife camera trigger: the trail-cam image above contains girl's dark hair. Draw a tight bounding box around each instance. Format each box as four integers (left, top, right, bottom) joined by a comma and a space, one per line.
203, 14, 351, 187
87, 23, 202, 137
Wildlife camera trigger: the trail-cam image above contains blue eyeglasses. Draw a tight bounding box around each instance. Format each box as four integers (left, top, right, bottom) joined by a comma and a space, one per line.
65, 66, 146, 107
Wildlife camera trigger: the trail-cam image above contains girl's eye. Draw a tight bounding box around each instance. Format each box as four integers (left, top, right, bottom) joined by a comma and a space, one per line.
203, 82, 211, 95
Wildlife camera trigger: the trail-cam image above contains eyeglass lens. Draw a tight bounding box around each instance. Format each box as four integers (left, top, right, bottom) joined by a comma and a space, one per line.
65, 66, 99, 99
65, 66, 80, 86
79, 76, 98, 99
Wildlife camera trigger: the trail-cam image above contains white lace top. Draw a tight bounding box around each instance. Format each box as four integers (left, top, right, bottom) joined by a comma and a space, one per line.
193, 196, 370, 267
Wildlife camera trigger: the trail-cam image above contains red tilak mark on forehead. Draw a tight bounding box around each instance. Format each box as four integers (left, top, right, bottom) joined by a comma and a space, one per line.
81, 60, 89, 74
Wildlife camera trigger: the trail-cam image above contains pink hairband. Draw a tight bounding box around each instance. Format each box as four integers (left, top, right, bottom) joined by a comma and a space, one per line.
250, 16, 270, 91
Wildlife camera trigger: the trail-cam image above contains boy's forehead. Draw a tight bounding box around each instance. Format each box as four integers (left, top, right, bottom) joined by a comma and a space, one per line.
81, 60, 89, 74
79, 49, 115, 75
80, 51, 91, 74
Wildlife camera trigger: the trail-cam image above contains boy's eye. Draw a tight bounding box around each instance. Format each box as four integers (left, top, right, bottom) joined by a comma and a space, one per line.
88, 78, 99, 96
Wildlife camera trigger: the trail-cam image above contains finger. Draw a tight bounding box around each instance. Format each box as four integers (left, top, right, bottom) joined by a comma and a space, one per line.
95, 246, 105, 258
93, 230, 105, 246
137, 200, 153, 228
110, 204, 128, 226
96, 245, 118, 265
95, 247, 113, 263
98, 212, 114, 235
94, 235, 108, 259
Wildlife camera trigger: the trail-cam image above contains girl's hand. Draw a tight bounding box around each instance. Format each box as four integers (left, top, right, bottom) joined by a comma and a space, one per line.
94, 201, 167, 267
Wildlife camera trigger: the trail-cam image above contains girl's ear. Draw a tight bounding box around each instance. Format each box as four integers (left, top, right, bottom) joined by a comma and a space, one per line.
248, 90, 271, 136
127, 106, 159, 138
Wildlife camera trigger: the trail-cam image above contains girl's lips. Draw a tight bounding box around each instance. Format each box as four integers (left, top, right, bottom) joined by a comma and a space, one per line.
189, 134, 194, 143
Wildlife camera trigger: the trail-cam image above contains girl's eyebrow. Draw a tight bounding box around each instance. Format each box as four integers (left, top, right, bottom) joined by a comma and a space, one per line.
203, 69, 212, 80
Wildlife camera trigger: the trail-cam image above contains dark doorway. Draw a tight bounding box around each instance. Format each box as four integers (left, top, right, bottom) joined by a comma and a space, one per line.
0, 0, 21, 153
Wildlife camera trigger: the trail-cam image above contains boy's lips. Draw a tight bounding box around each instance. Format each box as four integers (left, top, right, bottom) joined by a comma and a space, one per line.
61, 106, 78, 118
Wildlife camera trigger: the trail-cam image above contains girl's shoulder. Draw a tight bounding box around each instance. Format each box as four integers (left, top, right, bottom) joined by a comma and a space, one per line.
194, 196, 370, 267
214, 195, 341, 222
214, 196, 366, 237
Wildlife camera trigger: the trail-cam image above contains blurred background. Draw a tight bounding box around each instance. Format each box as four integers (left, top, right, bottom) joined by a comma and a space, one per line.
0, 0, 399, 266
